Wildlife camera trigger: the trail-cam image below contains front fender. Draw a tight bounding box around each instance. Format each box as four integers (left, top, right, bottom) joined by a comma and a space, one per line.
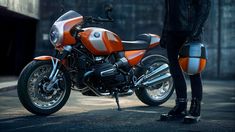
34, 56, 69, 67
34, 56, 61, 61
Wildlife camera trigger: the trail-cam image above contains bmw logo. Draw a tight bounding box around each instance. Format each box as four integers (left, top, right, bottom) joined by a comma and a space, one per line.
94, 32, 100, 38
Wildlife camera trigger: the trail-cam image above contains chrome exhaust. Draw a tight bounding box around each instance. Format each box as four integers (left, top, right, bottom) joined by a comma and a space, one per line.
145, 64, 169, 80
135, 64, 171, 87
142, 73, 171, 86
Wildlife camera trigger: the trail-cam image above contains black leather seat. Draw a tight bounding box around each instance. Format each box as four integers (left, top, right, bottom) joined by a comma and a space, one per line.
122, 34, 151, 51
122, 40, 149, 50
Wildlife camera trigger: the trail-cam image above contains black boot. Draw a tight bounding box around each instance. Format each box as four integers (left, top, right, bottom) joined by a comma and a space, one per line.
183, 98, 201, 123
160, 98, 187, 121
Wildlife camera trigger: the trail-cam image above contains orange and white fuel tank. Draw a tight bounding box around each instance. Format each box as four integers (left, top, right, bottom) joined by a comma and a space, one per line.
79, 27, 123, 55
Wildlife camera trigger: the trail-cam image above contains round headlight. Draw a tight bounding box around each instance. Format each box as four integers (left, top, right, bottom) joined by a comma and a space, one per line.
50, 26, 59, 46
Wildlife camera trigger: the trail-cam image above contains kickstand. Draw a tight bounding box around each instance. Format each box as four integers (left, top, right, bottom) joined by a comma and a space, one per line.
114, 92, 121, 111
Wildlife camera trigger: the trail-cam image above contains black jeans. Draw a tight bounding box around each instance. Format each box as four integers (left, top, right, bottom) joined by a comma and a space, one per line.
166, 31, 202, 101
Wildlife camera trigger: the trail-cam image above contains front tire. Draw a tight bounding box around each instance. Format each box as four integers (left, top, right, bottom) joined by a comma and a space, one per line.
17, 60, 71, 115
135, 54, 174, 106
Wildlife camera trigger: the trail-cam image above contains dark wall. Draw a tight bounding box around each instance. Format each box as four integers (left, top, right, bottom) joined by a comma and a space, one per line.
36, 0, 235, 79
218, 0, 235, 79
0, 9, 37, 75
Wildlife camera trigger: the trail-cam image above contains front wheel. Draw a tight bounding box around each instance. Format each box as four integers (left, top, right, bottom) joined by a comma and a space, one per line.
135, 54, 174, 106
17, 60, 71, 115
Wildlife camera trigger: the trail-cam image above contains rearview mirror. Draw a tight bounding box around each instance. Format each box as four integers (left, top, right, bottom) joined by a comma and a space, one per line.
104, 4, 113, 20
104, 4, 113, 12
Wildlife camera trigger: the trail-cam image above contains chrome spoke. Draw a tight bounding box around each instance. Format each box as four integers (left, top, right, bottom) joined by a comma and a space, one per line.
27, 64, 66, 110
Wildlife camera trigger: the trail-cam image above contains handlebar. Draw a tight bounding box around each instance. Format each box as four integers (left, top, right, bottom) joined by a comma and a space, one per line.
84, 16, 114, 24
95, 17, 114, 22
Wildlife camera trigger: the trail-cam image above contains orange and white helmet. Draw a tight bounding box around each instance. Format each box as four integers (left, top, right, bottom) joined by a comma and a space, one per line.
178, 42, 207, 75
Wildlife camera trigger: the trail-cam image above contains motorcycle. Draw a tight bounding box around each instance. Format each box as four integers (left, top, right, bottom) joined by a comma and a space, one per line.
17, 7, 174, 115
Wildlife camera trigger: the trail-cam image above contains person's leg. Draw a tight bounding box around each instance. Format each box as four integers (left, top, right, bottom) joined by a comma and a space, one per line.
160, 33, 187, 121
190, 74, 202, 100
167, 45, 187, 99
184, 74, 202, 123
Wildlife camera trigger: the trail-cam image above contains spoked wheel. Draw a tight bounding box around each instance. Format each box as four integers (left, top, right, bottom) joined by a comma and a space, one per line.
135, 55, 174, 106
17, 60, 71, 115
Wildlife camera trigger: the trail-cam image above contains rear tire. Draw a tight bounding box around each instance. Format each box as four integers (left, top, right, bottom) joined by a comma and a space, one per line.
135, 54, 174, 106
17, 60, 71, 115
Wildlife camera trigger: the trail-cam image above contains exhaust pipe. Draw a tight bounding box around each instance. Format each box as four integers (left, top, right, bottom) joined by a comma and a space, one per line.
135, 64, 171, 87
142, 73, 171, 86
145, 64, 169, 80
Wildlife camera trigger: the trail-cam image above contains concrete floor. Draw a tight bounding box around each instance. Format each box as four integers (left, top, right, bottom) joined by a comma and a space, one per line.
0, 80, 234, 132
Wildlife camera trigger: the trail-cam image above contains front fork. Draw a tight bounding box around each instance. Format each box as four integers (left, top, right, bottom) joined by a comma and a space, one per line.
46, 58, 60, 91
34, 46, 72, 91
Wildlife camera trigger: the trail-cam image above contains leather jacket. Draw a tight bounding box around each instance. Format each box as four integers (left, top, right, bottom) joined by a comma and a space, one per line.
160, 0, 211, 48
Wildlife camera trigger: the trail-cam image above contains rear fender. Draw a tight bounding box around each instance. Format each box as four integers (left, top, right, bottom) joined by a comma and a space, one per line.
148, 34, 160, 48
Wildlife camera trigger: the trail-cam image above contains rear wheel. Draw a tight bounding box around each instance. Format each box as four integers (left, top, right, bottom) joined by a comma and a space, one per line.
135, 54, 174, 106
17, 60, 71, 115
